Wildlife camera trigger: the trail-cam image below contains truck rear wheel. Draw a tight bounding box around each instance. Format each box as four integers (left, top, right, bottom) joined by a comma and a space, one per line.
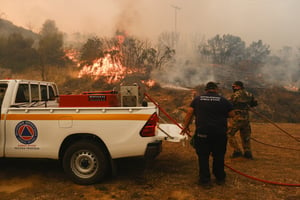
62, 140, 109, 185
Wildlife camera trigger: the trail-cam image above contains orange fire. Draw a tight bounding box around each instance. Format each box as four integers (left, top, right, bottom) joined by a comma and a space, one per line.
78, 51, 130, 83
76, 33, 131, 83
141, 79, 156, 87
65, 33, 157, 87
284, 84, 299, 92
65, 49, 80, 65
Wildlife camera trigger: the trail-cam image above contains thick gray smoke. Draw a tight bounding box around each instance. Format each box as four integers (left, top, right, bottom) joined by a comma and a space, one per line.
3, 0, 300, 50
152, 39, 300, 90
3, 0, 300, 91
151, 34, 218, 88
113, 0, 141, 35
151, 62, 215, 88
260, 48, 300, 90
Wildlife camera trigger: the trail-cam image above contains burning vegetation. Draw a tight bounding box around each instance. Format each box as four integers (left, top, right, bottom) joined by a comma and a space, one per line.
65, 30, 173, 87
77, 33, 129, 83
1, 19, 300, 122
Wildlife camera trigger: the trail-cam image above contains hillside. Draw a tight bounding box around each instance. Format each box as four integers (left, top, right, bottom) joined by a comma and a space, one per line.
145, 85, 300, 123
0, 18, 38, 39
1, 65, 299, 123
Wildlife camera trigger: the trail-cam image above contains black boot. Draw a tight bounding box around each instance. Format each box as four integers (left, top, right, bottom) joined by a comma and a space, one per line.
231, 151, 243, 158
244, 151, 253, 159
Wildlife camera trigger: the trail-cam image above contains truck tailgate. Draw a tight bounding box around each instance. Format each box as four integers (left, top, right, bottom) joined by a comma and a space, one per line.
157, 124, 187, 142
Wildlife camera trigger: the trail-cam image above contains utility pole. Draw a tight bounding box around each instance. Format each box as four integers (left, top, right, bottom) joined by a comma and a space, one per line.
171, 5, 180, 34
171, 5, 181, 48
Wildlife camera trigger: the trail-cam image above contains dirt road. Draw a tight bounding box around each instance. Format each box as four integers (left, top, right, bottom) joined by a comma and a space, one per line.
0, 123, 299, 200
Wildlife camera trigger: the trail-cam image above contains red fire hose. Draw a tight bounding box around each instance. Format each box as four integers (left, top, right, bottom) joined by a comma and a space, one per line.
251, 137, 300, 151
225, 164, 300, 187
250, 108, 300, 142
144, 93, 184, 130
144, 93, 300, 187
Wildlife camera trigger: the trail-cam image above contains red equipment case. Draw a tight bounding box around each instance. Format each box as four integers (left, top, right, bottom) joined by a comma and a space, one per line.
59, 91, 119, 107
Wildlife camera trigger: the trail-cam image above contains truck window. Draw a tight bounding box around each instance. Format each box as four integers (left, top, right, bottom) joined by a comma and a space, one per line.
48, 86, 55, 100
15, 84, 29, 103
0, 84, 8, 106
41, 85, 47, 101
31, 84, 39, 101
41, 85, 56, 101
15, 83, 56, 104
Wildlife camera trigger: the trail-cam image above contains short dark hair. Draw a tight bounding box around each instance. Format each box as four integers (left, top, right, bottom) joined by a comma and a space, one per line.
205, 82, 218, 90
233, 81, 244, 88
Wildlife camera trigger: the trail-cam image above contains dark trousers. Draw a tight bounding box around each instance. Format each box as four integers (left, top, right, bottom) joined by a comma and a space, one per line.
195, 132, 227, 183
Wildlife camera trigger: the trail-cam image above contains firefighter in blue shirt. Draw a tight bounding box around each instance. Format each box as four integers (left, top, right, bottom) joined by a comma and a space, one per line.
181, 82, 234, 188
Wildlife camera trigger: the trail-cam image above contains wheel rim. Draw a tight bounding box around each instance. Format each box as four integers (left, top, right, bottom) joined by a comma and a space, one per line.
71, 150, 99, 179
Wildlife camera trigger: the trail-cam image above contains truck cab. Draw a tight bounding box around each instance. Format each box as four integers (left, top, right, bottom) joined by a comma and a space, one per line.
0, 80, 59, 156
0, 79, 59, 108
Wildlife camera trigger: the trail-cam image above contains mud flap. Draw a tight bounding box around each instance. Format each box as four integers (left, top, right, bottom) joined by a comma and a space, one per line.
156, 124, 187, 142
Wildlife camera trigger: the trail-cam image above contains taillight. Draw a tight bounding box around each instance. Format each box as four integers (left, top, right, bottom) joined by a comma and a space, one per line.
140, 112, 158, 137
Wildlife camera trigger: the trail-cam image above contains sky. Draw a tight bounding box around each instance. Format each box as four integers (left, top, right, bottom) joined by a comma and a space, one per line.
1, 0, 300, 51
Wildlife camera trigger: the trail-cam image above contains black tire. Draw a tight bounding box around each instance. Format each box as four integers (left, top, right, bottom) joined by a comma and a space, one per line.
62, 140, 109, 185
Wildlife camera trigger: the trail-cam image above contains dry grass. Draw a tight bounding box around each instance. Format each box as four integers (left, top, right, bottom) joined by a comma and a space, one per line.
0, 123, 299, 200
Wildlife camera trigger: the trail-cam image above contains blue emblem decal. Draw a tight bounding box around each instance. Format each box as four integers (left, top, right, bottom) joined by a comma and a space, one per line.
15, 121, 38, 144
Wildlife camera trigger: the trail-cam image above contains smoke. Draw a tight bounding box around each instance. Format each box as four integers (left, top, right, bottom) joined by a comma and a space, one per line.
2, 0, 300, 90
113, 0, 141, 35
260, 47, 300, 89
151, 34, 218, 88
2, 0, 300, 50
151, 62, 215, 88
152, 37, 300, 90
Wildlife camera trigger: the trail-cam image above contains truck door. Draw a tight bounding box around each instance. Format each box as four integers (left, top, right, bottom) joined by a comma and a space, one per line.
0, 84, 8, 156
4, 82, 58, 157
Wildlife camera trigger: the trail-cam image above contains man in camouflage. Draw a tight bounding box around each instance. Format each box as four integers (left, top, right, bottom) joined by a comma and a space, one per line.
227, 81, 257, 159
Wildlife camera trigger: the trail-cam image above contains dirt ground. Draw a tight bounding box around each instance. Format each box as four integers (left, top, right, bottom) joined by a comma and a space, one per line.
0, 123, 299, 200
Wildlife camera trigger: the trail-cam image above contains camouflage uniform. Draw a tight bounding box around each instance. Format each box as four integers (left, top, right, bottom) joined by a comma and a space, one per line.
227, 86, 257, 158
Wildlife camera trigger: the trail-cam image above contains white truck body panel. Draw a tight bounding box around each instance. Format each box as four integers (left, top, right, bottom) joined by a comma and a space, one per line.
4, 107, 157, 159
0, 79, 159, 159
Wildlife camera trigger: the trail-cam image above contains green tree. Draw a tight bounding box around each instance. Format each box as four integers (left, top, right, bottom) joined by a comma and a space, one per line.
121, 36, 153, 70
38, 19, 65, 80
0, 36, 7, 67
153, 45, 175, 69
80, 37, 104, 66
246, 40, 270, 65
199, 34, 246, 65
0, 33, 38, 71
155, 32, 177, 69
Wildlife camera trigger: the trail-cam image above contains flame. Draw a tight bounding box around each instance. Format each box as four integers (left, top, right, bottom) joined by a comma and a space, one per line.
77, 33, 130, 83
141, 79, 156, 87
284, 84, 299, 92
65, 49, 80, 65
65, 32, 153, 85
78, 50, 130, 83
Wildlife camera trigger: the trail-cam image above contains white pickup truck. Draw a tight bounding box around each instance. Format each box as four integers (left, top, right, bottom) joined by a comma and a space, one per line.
0, 79, 184, 185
